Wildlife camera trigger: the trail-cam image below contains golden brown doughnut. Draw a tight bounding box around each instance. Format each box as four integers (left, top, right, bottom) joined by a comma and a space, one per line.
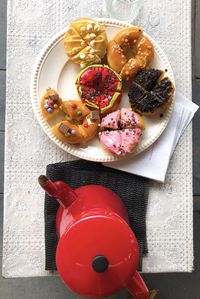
80, 113, 99, 142
52, 121, 84, 145
52, 100, 100, 145
136, 36, 154, 67
113, 27, 142, 52
107, 40, 127, 73
107, 27, 154, 80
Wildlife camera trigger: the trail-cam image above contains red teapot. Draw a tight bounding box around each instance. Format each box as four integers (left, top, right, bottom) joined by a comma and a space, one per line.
39, 175, 150, 299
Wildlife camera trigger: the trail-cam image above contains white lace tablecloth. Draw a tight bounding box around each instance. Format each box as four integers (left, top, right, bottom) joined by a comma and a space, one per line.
3, 0, 193, 277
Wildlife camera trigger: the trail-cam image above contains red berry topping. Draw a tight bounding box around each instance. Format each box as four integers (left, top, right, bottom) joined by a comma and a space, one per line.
83, 123, 88, 128
71, 103, 77, 109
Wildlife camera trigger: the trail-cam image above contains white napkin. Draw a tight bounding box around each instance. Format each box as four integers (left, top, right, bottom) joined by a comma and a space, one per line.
103, 92, 199, 182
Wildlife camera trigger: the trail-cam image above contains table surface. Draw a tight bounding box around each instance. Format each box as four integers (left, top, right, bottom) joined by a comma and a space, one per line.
0, 0, 200, 298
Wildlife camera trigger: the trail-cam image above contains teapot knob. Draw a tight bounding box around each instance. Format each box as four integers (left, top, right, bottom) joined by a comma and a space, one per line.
92, 255, 109, 273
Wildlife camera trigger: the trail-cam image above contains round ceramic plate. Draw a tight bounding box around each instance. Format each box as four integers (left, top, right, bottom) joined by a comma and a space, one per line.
31, 18, 175, 162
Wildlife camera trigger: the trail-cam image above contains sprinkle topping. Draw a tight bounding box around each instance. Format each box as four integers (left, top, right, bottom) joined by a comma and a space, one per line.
71, 129, 76, 135
71, 103, 77, 109
47, 108, 53, 113
90, 33, 96, 39
94, 24, 100, 32
80, 53, 85, 59
44, 92, 60, 113
87, 24, 93, 31
77, 111, 82, 116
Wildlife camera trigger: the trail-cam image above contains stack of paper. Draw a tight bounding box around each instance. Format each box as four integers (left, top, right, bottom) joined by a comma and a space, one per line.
103, 92, 199, 182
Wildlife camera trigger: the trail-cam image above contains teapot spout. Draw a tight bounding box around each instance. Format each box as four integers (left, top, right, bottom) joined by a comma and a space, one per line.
126, 271, 150, 299
38, 175, 77, 209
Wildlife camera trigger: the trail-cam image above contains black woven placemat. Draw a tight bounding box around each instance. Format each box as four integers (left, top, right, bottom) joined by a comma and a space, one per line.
44, 160, 149, 271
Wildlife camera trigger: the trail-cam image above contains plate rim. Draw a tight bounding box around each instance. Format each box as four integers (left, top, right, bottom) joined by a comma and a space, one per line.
30, 17, 175, 162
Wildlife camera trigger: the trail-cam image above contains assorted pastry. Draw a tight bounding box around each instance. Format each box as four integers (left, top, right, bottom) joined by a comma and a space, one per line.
107, 27, 154, 80
40, 17, 175, 158
52, 100, 100, 145
76, 64, 122, 114
128, 68, 174, 116
64, 18, 108, 69
99, 108, 144, 157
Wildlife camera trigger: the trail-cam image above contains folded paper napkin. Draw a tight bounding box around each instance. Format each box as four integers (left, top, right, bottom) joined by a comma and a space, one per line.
45, 160, 149, 271
104, 92, 199, 182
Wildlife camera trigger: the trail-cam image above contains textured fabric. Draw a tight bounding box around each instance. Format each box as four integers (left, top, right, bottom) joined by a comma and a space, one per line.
45, 160, 149, 271
3, 0, 193, 277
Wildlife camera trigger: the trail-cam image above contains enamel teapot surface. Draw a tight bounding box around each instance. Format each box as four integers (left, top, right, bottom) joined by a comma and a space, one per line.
39, 175, 150, 299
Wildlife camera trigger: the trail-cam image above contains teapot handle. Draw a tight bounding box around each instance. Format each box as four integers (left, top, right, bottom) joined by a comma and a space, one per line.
126, 271, 149, 299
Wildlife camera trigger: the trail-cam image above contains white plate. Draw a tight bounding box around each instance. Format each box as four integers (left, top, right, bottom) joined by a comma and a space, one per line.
31, 18, 175, 162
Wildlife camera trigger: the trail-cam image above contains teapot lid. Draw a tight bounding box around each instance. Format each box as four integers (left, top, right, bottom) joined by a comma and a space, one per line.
56, 215, 139, 297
